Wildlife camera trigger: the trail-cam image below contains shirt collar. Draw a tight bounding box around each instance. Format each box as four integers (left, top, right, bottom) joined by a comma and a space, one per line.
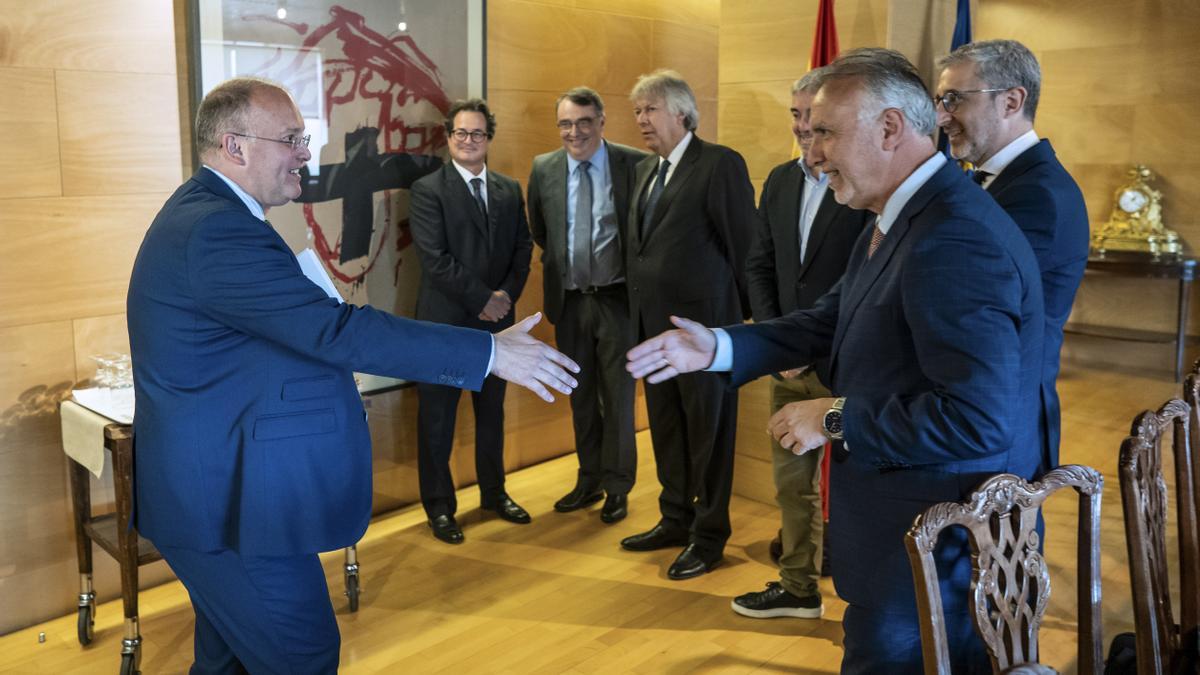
660, 131, 694, 168
202, 165, 265, 221
567, 139, 609, 175
977, 129, 1039, 178
877, 152, 947, 235
796, 156, 826, 186
451, 159, 487, 185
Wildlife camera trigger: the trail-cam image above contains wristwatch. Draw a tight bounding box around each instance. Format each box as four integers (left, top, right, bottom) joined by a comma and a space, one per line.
822, 397, 846, 441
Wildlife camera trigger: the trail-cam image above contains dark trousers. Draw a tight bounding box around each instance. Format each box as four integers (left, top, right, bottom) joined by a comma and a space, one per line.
556, 286, 637, 495
643, 365, 738, 557
417, 374, 507, 518
156, 544, 340, 675
841, 603, 990, 674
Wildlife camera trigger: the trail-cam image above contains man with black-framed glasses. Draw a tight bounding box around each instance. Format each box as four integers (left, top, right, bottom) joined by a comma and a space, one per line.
409, 98, 535, 544
936, 39, 1089, 475
527, 87, 648, 525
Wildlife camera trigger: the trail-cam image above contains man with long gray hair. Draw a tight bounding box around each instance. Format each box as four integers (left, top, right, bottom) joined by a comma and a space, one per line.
618, 69, 755, 581
626, 49, 1044, 672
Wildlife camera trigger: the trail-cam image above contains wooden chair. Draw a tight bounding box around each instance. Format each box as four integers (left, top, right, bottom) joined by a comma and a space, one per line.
1119, 398, 1200, 674
905, 465, 1104, 675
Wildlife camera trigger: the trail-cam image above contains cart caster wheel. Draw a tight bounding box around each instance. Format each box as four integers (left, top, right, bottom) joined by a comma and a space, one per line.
77, 605, 94, 646
120, 653, 137, 675
345, 573, 359, 612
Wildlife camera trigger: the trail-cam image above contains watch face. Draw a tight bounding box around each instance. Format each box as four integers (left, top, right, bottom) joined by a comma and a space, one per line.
1119, 188, 1148, 214
823, 410, 843, 436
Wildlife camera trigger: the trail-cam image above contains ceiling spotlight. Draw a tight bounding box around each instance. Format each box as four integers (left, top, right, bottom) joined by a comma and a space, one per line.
397, 0, 408, 32
276, 1, 287, 20
398, 20, 408, 31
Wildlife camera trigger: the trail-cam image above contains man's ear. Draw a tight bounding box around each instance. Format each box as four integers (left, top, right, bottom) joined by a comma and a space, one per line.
222, 133, 248, 166
1001, 87, 1028, 120
880, 108, 905, 151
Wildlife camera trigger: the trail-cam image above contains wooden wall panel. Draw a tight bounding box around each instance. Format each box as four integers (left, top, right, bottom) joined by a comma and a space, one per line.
652, 20, 718, 100
0, 0, 176, 74
57, 71, 183, 196
0, 67, 60, 200
576, 0, 718, 26
71, 314, 131, 385
0, 194, 165, 330
718, 80, 793, 182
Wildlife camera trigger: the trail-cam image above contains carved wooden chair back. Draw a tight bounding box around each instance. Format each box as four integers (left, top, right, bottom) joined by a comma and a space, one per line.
905, 465, 1104, 675
1119, 398, 1199, 674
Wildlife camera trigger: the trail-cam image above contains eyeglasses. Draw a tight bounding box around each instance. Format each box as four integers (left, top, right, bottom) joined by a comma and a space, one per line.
228, 132, 311, 150
450, 128, 489, 143
933, 88, 1009, 113
556, 118, 596, 132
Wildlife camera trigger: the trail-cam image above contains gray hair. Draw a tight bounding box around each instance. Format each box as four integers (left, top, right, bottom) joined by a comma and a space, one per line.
195, 76, 286, 158
937, 39, 1042, 122
630, 69, 699, 131
816, 48, 937, 136
792, 67, 825, 96
556, 86, 605, 117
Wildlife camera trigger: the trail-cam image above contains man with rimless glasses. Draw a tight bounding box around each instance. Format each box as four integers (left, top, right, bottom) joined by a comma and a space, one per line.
527, 87, 647, 527
127, 79, 577, 673
409, 98, 536, 545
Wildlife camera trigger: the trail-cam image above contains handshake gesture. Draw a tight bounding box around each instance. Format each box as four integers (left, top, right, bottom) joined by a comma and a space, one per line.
493, 313, 580, 402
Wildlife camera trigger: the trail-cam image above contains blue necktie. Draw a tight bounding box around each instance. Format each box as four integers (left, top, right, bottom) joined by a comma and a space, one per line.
640, 159, 671, 232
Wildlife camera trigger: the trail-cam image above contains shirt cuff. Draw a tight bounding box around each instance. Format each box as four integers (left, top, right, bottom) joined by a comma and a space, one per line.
705, 327, 734, 372
485, 335, 496, 376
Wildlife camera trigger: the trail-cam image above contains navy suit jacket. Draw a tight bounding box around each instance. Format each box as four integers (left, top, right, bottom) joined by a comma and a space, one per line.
987, 139, 1089, 470
127, 168, 492, 556
726, 162, 1044, 613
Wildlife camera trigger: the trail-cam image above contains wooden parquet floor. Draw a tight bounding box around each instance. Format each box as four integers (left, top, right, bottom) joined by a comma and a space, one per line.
0, 362, 1182, 674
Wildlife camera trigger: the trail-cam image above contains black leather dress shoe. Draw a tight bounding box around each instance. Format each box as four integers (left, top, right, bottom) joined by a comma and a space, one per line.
667, 544, 722, 580
482, 495, 532, 524
620, 522, 688, 551
429, 514, 464, 544
599, 493, 628, 524
554, 485, 604, 512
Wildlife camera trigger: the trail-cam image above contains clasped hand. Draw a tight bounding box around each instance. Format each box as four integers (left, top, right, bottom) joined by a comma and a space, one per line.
768, 398, 834, 455
492, 313, 580, 402
478, 290, 512, 322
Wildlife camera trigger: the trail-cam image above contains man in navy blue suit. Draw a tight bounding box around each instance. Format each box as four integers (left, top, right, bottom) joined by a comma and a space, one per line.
936, 39, 1090, 472
127, 77, 578, 674
628, 49, 1044, 673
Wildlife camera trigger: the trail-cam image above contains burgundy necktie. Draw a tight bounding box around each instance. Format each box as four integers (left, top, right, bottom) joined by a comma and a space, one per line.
867, 223, 885, 258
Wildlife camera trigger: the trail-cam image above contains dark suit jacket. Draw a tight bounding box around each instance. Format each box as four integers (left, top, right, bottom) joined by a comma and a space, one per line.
745, 158, 872, 383
127, 168, 491, 556
409, 163, 533, 332
726, 161, 1045, 614
987, 139, 1089, 470
626, 135, 756, 333
527, 140, 647, 324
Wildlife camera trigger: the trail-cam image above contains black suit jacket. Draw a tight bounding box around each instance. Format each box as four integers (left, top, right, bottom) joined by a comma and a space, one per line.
409, 163, 533, 332
527, 140, 647, 324
626, 135, 755, 333
746, 159, 872, 382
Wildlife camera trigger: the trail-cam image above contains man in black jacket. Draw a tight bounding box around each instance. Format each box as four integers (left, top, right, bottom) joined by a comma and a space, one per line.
733, 69, 871, 620
409, 99, 534, 544
619, 70, 756, 580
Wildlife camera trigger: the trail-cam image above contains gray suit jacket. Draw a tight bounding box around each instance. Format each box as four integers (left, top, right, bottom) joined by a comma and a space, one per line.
527, 140, 647, 324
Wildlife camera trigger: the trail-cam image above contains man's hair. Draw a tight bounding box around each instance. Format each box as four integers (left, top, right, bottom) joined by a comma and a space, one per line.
444, 98, 496, 139
937, 39, 1042, 122
816, 48, 937, 136
630, 69, 699, 131
791, 67, 826, 96
556, 86, 605, 117
195, 76, 286, 158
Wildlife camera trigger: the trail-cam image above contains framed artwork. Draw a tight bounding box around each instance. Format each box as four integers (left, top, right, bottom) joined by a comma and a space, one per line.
184, 0, 486, 314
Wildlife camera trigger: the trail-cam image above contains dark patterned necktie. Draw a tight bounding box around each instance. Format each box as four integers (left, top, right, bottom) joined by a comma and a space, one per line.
639, 159, 671, 228
971, 170, 991, 186
470, 177, 487, 217
867, 222, 885, 258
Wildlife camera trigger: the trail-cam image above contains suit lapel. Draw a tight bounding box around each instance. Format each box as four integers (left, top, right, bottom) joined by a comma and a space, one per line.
985, 139, 1050, 195
829, 163, 957, 359
631, 156, 656, 251
544, 151, 569, 268
640, 136, 702, 245
799, 187, 840, 277
774, 163, 804, 278
486, 170, 505, 249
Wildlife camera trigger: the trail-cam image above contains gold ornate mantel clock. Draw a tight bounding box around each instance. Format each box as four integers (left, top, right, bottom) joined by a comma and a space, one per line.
1091, 165, 1181, 256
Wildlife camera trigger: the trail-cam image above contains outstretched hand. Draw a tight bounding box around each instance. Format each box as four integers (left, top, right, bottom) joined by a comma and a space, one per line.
493, 313, 580, 402
626, 315, 717, 384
